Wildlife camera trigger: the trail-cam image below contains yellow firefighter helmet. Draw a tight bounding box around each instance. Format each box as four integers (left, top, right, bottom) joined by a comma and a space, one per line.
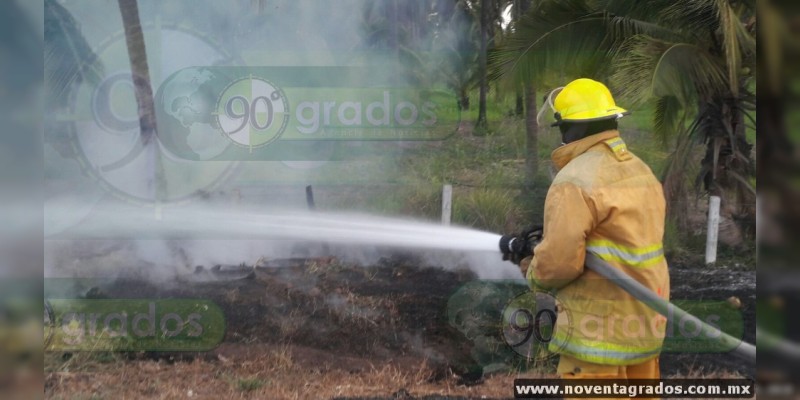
552, 78, 629, 126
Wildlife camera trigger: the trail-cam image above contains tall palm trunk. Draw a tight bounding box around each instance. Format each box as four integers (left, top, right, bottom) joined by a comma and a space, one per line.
518, 0, 537, 187
699, 96, 755, 238
513, 0, 524, 116
117, 0, 164, 202
475, 0, 489, 132
523, 84, 538, 187
515, 93, 524, 116
118, 0, 156, 144
458, 87, 470, 111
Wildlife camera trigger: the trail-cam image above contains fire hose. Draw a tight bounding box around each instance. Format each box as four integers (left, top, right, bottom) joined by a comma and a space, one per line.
500, 236, 756, 363
583, 252, 756, 363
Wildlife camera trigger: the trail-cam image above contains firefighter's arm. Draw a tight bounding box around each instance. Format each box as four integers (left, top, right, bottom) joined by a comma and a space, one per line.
527, 182, 597, 290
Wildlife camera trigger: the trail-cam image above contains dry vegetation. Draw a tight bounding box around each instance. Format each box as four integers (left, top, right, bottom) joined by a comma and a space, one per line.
46, 348, 541, 399
44, 255, 753, 399
43, 348, 748, 400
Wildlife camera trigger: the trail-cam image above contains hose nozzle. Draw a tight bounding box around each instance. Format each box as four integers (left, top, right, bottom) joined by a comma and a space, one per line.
498, 235, 514, 254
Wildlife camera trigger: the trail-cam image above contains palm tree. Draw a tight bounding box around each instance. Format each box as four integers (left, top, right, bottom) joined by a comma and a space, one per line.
360, 0, 437, 81
117, 0, 157, 145
472, 0, 514, 133
45, 0, 102, 108
45, 0, 103, 158
360, 0, 481, 111
431, 0, 480, 111
512, 0, 526, 116
509, 0, 539, 187
491, 0, 756, 232
117, 0, 165, 202
474, 0, 491, 132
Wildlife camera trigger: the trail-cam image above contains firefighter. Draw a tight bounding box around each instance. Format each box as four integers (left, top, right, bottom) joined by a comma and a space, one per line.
500, 78, 670, 381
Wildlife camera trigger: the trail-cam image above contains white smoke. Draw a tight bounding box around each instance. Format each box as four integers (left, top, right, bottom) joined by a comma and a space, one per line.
44, 0, 519, 287
45, 202, 517, 281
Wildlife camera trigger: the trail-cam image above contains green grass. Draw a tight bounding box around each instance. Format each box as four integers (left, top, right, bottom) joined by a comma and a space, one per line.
235, 376, 266, 392
452, 188, 523, 232
320, 88, 671, 233
228, 85, 752, 259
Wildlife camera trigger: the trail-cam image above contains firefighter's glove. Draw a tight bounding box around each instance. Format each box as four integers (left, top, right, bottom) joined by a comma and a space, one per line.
499, 226, 543, 265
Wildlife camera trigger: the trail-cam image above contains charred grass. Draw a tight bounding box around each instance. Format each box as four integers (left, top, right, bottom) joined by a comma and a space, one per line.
45, 254, 753, 399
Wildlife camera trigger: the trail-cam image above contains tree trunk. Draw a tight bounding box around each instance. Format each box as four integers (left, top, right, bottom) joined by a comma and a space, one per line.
117, 0, 164, 202
524, 84, 538, 188
118, 0, 156, 143
519, 0, 537, 187
514, 0, 526, 117
729, 100, 755, 238
699, 97, 755, 239
475, 0, 489, 133
458, 87, 470, 111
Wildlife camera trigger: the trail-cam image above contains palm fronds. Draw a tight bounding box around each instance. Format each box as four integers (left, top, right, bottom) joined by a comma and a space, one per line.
491, 0, 757, 232
45, 0, 103, 108
612, 35, 728, 104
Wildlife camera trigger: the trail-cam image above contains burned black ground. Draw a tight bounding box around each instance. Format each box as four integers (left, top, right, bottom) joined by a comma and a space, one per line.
74, 253, 754, 380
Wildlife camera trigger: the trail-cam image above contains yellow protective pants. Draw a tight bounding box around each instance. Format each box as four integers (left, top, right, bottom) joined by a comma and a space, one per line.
558, 355, 661, 400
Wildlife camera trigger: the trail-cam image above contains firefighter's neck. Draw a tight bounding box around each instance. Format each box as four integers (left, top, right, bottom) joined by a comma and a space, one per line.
551, 130, 620, 170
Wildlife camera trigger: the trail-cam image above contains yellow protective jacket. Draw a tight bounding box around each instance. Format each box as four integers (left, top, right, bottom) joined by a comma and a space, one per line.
527, 130, 670, 366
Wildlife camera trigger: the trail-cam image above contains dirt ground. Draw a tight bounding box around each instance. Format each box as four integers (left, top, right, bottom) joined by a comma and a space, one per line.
44, 253, 755, 399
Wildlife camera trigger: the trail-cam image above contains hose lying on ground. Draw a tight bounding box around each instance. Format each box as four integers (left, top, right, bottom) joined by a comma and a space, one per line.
584, 252, 757, 363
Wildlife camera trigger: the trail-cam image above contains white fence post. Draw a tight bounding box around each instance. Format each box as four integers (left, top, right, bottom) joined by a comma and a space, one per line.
441, 184, 453, 225
705, 195, 721, 265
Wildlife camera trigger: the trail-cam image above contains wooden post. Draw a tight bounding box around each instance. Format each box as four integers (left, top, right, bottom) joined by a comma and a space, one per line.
441, 184, 452, 225
705, 196, 721, 264
305, 185, 316, 211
